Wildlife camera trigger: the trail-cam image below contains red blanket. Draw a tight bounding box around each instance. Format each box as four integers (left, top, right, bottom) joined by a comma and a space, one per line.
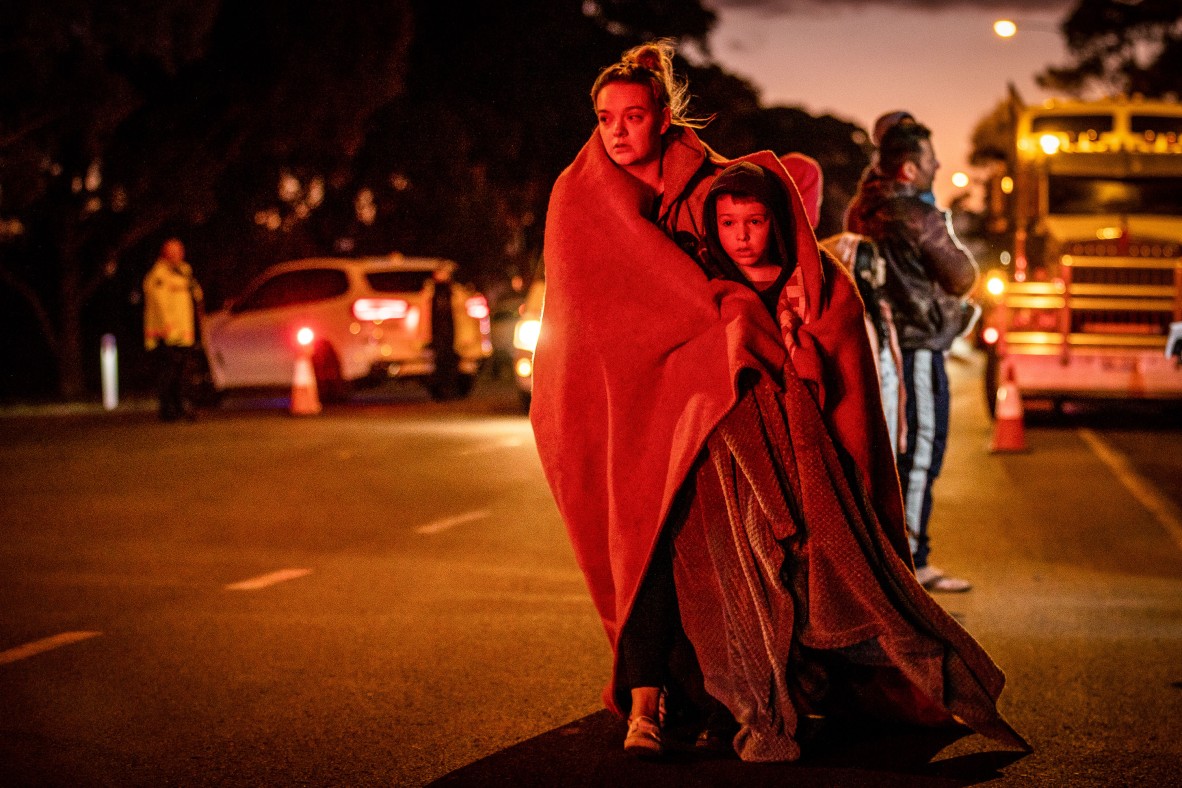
676, 371, 1026, 760
533, 128, 908, 711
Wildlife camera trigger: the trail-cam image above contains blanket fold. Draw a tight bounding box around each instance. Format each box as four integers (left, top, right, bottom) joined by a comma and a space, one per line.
673, 363, 1028, 761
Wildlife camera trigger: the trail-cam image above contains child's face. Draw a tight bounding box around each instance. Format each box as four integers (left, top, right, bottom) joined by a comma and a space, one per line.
715, 194, 772, 272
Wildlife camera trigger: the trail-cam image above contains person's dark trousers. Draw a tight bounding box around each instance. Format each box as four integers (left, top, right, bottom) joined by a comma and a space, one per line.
618, 528, 679, 695
616, 517, 726, 736
896, 348, 950, 570
155, 344, 194, 421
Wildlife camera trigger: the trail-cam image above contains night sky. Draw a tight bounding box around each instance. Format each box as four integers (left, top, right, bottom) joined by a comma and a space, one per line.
709, 0, 1074, 205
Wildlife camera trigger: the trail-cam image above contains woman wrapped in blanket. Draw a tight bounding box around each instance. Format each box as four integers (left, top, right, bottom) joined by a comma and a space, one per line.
531, 40, 1027, 762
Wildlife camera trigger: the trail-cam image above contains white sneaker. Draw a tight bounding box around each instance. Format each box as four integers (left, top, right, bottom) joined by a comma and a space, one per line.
624, 715, 662, 758
916, 565, 972, 593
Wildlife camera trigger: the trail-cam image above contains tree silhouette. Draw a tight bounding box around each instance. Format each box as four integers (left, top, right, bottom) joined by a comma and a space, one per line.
1, 0, 873, 400
1038, 0, 1182, 97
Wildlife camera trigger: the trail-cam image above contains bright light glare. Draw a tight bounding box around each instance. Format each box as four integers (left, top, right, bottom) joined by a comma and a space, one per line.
353, 298, 408, 321
514, 318, 541, 352
986, 276, 1006, 297
983, 327, 1000, 345
1096, 226, 1122, 240
1000, 176, 1014, 194
296, 327, 315, 346
993, 20, 1017, 38
951, 172, 970, 189
1039, 134, 1061, 155
465, 295, 490, 320
515, 357, 533, 379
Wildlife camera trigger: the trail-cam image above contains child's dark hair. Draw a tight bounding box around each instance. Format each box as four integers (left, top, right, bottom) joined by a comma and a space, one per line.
700, 162, 797, 295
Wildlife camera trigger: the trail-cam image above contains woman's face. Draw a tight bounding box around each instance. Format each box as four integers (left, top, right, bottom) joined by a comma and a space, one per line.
715, 193, 772, 271
595, 81, 670, 172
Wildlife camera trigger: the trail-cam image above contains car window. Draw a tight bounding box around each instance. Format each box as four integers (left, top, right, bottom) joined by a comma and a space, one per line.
234, 269, 349, 312
365, 270, 432, 293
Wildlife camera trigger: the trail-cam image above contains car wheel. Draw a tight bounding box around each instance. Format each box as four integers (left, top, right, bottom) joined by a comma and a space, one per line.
312, 343, 348, 403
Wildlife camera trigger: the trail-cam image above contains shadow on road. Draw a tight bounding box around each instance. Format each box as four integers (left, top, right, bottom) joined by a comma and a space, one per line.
1022, 398, 1182, 431
428, 710, 1027, 787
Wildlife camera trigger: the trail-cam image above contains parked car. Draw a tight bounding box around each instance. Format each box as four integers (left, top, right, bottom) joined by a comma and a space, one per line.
512, 276, 545, 411
202, 255, 492, 402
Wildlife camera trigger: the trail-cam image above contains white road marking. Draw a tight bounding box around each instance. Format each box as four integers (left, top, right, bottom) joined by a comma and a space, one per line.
1079, 428, 1182, 554
415, 510, 490, 535
0, 631, 102, 666
225, 568, 313, 591
457, 438, 525, 456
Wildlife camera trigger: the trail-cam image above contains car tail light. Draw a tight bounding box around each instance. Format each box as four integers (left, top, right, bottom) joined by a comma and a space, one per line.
465, 295, 490, 320
353, 298, 408, 322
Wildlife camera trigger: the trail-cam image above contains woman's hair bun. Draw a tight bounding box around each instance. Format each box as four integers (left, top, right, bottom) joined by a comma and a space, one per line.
590, 38, 710, 130
628, 43, 668, 76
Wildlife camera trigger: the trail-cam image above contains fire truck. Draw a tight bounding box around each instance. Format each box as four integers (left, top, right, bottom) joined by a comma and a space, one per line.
979, 95, 1182, 413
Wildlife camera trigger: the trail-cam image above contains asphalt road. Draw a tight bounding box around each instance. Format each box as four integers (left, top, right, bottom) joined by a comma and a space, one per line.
1, 356, 1180, 787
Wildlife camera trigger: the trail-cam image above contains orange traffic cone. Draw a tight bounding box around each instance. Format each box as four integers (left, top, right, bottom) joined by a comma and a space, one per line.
290, 350, 321, 416
989, 364, 1026, 453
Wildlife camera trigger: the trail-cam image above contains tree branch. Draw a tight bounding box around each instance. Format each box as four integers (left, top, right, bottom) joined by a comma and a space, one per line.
0, 263, 59, 354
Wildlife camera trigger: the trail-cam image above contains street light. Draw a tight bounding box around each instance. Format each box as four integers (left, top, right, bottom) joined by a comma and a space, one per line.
994, 19, 1018, 38
992, 18, 1059, 38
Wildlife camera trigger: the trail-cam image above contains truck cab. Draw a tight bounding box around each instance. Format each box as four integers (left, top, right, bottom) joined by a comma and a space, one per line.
979, 96, 1182, 412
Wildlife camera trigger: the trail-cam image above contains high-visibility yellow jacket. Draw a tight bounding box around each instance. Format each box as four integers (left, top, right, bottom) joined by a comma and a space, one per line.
143, 259, 203, 350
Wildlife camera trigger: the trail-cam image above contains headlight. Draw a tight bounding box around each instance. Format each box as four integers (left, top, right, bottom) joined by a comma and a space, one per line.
513, 318, 541, 352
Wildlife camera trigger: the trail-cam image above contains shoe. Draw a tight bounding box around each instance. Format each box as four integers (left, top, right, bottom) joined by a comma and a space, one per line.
624, 715, 662, 758
695, 725, 736, 756
915, 565, 972, 593
695, 705, 738, 755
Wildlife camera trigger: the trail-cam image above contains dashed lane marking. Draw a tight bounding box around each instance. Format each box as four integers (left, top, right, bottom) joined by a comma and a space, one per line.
1079, 428, 1182, 555
225, 568, 313, 591
0, 631, 102, 666
457, 438, 525, 456
415, 510, 491, 535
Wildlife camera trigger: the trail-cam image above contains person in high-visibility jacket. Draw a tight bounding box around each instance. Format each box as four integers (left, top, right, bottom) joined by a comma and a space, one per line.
143, 238, 204, 421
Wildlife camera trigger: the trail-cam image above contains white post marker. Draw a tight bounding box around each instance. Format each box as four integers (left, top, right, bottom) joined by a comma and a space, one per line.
457, 438, 525, 456
0, 631, 102, 666
225, 568, 313, 591
100, 334, 118, 411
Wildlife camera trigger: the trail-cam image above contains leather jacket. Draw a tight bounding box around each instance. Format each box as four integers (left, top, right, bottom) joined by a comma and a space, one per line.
847, 177, 977, 350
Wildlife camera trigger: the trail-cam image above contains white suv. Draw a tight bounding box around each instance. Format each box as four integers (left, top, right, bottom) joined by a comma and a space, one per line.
202, 255, 492, 401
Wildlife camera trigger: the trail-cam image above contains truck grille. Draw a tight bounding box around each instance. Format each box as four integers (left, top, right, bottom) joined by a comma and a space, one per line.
1071, 266, 1176, 287
1070, 309, 1171, 335
1062, 257, 1181, 340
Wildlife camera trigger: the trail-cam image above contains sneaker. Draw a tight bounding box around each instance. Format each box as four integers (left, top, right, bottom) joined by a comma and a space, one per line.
624, 715, 662, 758
915, 565, 972, 593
